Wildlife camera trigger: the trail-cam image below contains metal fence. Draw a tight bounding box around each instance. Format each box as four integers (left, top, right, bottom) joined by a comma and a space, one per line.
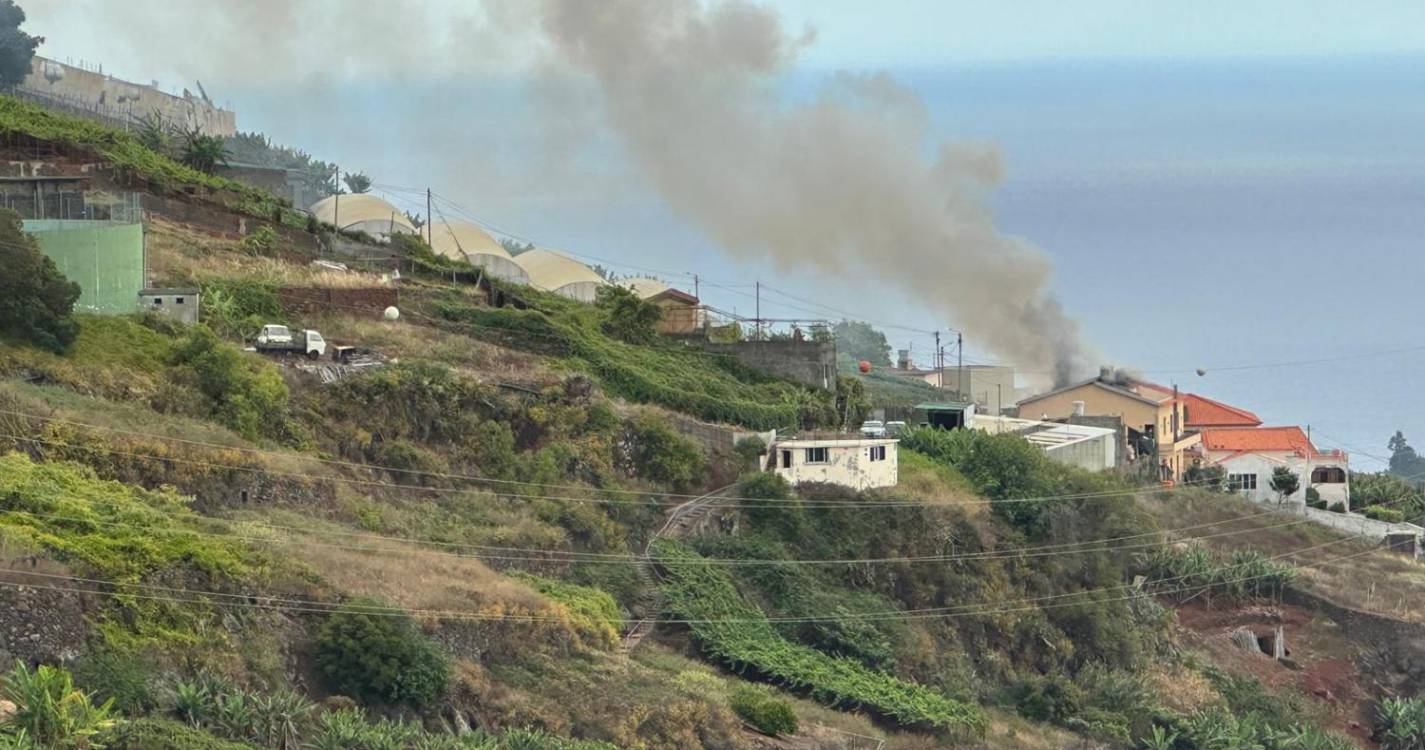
0, 190, 142, 222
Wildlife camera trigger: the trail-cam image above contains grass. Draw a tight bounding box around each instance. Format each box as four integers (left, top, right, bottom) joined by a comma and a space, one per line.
145, 218, 393, 290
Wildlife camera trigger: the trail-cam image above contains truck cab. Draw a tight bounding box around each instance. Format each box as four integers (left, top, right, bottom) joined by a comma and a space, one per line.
256, 324, 293, 346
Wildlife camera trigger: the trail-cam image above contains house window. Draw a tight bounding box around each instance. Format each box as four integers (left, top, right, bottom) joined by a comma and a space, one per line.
151, 297, 163, 305
804, 447, 829, 464
869, 445, 887, 461
1227, 473, 1258, 491
175, 297, 185, 304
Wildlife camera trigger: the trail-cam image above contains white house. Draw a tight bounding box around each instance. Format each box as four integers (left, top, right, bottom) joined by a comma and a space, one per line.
1195, 426, 1349, 507
971, 415, 1118, 472
769, 437, 898, 490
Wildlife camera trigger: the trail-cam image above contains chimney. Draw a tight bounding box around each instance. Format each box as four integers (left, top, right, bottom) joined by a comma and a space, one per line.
1072, 400, 1086, 417
1099, 365, 1112, 383
897, 349, 911, 370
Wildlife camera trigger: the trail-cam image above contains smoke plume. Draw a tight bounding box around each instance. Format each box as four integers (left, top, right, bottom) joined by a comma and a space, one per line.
525, 0, 1093, 384
29, 0, 1095, 383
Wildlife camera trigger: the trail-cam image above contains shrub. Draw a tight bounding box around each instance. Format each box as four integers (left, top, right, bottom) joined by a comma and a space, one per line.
594, 285, 661, 345
1362, 505, 1406, 523
314, 600, 450, 710
1006, 675, 1081, 723
1328, 502, 1347, 514
1305, 487, 1326, 509
239, 226, 280, 257
0, 208, 81, 352
729, 686, 797, 736
512, 573, 623, 651
1377, 696, 1425, 750
732, 436, 766, 469
102, 718, 260, 750
625, 415, 705, 490
170, 326, 302, 444
199, 280, 284, 340
72, 647, 159, 715
0, 660, 116, 748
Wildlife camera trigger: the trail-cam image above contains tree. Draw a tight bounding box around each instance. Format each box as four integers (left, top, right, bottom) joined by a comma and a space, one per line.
403, 210, 424, 230
180, 128, 231, 174
315, 600, 449, 709
832, 320, 892, 368
0, 208, 80, 352
595, 284, 661, 344
135, 112, 175, 155
342, 171, 372, 194
0, 1, 42, 87
1388, 431, 1425, 479
1269, 466, 1300, 505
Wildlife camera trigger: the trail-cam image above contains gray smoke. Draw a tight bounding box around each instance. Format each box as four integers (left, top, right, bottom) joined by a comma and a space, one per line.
527, 0, 1094, 384
29, 0, 1095, 384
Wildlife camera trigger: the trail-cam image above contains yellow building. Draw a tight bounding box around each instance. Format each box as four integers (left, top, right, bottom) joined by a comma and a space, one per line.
1015, 370, 1198, 481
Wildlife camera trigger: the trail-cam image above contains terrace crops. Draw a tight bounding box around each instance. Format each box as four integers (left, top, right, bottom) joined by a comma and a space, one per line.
651, 539, 985, 736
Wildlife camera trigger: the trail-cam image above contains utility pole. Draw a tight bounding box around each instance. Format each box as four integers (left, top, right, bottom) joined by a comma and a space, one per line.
333, 165, 340, 230
693, 273, 700, 300
426, 188, 433, 245
755, 281, 761, 340
957, 332, 964, 401
997, 383, 1002, 416
934, 330, 942, 390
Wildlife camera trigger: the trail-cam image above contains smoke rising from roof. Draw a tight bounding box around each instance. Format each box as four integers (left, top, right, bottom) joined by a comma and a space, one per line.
526, 0, 1094, 384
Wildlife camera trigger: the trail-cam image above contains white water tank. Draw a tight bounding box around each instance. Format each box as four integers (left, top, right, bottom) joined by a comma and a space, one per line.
383, 306, 400, 321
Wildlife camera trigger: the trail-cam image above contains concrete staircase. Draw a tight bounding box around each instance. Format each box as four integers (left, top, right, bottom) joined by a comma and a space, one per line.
618, 485, 732, 655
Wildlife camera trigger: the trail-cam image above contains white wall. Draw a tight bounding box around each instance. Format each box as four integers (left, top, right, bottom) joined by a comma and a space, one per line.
1211, 450, 1349, 507
1046, 434, 1117, 472
1303, 506, 1423, 542
772, 440, 898, 490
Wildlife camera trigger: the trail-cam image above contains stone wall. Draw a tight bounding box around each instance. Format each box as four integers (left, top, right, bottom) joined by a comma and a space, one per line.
1284, 586, 1425, 693
20, 56, 236, 137
277, 286, 398, 316
693, 340, 838, 390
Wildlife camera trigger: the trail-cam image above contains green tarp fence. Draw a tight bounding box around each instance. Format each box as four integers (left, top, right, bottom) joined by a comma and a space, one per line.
23, 219, 144, 315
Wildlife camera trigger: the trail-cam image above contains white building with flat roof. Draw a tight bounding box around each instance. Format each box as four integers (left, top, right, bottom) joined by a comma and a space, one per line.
971, 415, 1118, 472
769, 437, 898, 490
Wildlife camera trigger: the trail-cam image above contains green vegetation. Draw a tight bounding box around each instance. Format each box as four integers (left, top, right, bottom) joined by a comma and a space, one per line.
652, 538, 985, 734
0, 96, 304, 228
432, 289, 841, 430
511, 573, 622, 651
1350, 470, 1424, 515
593, 285, 661, 345
1362, 504, 1406, 523
170, 326, 304, 445
179, 130, 232, 174
1142, 546, 1295, 601
1269, 466, 1300, 505
1, 661, 116, 749
623, 414, 705, 490
1376, 696, 1425, 749
728, 686, 797, 736
0, 208, 81, 352
314, 600, 450, 709
832, 320, 892, 368
0, 1, 41, 88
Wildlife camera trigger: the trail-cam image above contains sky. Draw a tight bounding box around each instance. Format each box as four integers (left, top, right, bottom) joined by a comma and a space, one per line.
22, 0, 1425, 468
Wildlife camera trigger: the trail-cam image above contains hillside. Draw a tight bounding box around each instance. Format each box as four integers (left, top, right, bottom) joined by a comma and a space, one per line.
3, 97, 1425, 750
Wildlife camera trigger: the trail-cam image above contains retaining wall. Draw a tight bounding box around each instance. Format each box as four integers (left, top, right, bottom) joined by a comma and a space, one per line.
277, 286, 398, 316
692, 339, 838, 390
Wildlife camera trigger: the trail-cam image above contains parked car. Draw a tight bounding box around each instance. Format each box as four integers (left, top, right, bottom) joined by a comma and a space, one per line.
254, 324, 327, 359
860, 420, 886, 438
885, 420, 908, 437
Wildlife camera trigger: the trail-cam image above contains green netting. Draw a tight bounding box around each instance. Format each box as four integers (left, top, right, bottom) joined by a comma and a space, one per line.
24, 219, 144, 314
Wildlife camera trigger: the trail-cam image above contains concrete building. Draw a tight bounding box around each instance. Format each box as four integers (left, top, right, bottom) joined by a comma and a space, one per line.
18, 56, 235, 137
912, 401, 976, 430
138, 288, 200, 324
428, 221, 530, 285
1133, 385, 1262, 431
769, 436, 898, 490
23, 219, 144, 314
622, 277, 705, 335
309, 194, 416, 241
972, 415, 1118, 472
891, 360, 1018, 412
1016, 369, 1198, 481
512, 248, 607, 302
1194, 426, 1349, 507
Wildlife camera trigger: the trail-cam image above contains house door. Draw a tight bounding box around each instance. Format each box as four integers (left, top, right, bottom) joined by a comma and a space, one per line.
780, 450, 792, 469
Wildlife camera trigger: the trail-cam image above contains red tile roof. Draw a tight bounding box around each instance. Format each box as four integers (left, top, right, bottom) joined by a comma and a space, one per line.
1199, 426, 1342, 458
1182, 393, 1262, 428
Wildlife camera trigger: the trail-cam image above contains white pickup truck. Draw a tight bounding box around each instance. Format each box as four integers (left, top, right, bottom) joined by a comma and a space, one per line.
254, 324, 327, 359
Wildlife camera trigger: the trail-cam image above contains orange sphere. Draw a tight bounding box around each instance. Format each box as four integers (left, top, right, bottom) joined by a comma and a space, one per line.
858, 360, 872, 373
